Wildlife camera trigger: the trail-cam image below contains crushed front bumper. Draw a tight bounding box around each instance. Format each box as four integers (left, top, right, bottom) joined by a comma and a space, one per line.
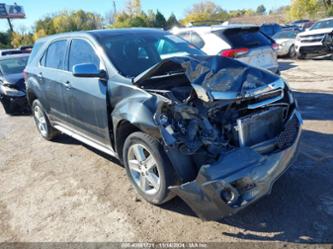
0, 94, 29, 113
170, 111, 302, 221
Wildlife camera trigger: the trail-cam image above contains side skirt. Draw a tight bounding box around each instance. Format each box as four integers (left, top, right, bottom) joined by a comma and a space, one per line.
54, 124, 119, 159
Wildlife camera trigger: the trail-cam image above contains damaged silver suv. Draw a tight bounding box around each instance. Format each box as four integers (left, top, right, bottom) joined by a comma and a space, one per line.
25, 29, 302, 220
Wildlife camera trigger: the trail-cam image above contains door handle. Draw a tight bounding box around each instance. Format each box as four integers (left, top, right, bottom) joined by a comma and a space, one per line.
64, 81, 71, 89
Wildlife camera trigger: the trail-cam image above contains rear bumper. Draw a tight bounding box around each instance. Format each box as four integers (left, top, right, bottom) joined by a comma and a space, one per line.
170, 111, 302, 221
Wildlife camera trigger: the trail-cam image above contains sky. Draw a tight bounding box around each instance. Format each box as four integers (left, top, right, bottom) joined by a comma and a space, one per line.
0, 0, 291, 32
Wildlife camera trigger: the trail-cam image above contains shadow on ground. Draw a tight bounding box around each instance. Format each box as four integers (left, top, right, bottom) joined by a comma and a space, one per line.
279, 60, 298, 71
53, 133, 122, 165
294, 91, 333, 121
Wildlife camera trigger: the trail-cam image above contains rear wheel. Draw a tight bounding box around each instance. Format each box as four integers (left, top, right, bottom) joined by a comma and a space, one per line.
32, 99, 59, 140
123, 132, 176, 205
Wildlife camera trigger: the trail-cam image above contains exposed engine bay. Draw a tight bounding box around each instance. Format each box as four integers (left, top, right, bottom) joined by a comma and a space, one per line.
131, 55, 302, 220
134, 56, 298, 170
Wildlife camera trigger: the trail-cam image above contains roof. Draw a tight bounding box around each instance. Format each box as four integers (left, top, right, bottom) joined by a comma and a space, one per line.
172, 24, 258, 34
0, 53, 30, 60
36, 28, 168, 41
318, 16, 333, 21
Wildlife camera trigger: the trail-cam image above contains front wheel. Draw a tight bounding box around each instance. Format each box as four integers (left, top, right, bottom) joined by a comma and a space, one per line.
32, 99, 59, 140
288, 45, 296, 58
296, 52, 306, 59
123, 132, 176, 205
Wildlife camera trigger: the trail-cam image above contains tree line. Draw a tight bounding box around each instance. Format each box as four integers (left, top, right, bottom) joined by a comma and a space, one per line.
0, 0, 332, 48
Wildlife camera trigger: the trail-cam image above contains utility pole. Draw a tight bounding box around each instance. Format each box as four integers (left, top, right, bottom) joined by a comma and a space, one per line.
113, 0, 117, 15
6, 17, 13, 32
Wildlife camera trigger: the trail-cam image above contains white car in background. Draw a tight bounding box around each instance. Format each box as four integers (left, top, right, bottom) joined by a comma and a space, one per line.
273, 30, 299, 57
171, 24, 280, 74
295, 17, 333, 59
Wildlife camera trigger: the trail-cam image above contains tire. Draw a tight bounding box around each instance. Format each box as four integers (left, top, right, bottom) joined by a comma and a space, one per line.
123, 131, 176, 205
296, 52, 306, 59
288, 45, 296, 58
32, 99, 59, 140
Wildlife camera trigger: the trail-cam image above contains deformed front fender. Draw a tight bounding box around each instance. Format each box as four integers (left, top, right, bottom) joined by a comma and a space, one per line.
111, 93, 161, 140
111, 93, 198, 182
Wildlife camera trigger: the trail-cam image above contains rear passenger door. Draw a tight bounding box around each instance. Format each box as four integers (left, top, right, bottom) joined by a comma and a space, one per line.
39, 39, 69, 123
64, 38, 110, 145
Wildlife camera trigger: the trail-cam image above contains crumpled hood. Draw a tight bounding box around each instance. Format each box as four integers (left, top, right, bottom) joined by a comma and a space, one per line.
134, 56, 280, 101
1, 73, 25, 91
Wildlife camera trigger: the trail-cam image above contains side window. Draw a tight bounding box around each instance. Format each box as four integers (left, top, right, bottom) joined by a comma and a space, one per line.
155, 38, 180, 55
190, 31, 205, 49
68, 39, 100, 72
45, 40, 67, 70
178, 31, 191, 43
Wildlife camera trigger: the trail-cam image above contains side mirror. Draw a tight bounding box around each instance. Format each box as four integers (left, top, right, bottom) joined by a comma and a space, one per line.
72, 63, 106, 78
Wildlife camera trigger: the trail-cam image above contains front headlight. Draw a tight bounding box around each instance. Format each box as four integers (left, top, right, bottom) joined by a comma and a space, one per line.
0, 85, 25, 97
281, 41, 288, 47
296, 36, 301, 42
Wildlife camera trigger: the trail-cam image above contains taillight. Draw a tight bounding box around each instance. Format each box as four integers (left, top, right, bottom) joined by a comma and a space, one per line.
220, 48, 249, 58
272, 43, 279, 51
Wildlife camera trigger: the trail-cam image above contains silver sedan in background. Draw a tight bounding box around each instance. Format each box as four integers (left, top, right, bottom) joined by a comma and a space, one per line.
273, 30, 299, 58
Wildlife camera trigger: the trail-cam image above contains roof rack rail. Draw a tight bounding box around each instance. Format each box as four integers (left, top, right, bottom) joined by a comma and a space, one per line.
187, 20, 225, 27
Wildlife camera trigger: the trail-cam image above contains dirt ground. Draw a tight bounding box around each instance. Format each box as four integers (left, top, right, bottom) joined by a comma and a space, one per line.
0, 58, 333, 243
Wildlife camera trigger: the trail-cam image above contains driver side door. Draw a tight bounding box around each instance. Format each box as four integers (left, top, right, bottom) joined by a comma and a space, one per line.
63, 38, 111, 146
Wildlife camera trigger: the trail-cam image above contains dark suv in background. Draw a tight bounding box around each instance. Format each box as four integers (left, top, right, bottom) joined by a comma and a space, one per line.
25, 28, 302, 220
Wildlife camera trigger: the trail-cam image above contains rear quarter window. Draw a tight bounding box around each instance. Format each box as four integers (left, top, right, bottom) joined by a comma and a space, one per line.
27, 41, 45, 65
44, 40, 67, 70
215, 28, 272, 49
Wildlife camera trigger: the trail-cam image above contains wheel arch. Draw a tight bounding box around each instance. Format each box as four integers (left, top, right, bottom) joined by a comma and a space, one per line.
114, 120, 141, 163
27, 88, 38, 106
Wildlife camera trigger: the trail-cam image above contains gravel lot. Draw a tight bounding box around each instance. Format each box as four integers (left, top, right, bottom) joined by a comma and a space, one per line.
0, 58, 333, 243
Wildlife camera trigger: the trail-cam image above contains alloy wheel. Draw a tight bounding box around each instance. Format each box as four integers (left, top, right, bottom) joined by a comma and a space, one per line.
127, 143, 161, 195
33, 105, 48, 137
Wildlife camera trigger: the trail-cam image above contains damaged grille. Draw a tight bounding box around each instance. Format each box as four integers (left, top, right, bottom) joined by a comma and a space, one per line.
246, 89, 284, 109
236, 107, 286, 147
276, 115, 300, 149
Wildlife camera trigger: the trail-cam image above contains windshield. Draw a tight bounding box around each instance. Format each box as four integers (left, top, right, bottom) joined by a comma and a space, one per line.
215, 27, 273, 48
310, 19, 333, 30
273, 31, 297, 39
0, 56, 29, 75
96, 32, 205, 78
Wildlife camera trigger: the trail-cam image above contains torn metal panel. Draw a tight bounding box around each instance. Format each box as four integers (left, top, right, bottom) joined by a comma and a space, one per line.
170, 111, 302, 221
133, 56, 282, 102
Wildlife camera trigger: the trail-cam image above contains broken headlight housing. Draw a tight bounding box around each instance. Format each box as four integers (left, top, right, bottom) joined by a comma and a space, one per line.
0, 84, 25, 97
